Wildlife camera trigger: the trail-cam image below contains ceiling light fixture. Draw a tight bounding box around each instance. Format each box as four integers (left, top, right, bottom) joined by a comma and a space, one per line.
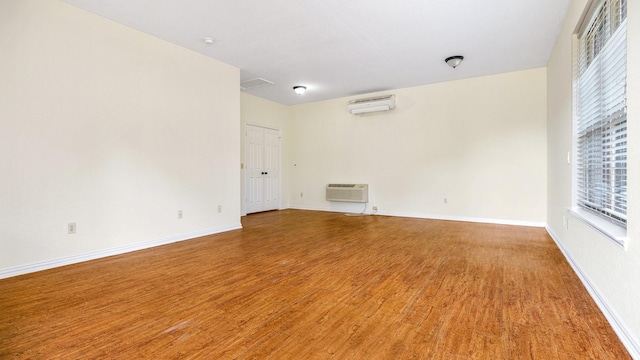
293, 85, 307, 95
202, 37, 215, 45
445, 55, 464, 68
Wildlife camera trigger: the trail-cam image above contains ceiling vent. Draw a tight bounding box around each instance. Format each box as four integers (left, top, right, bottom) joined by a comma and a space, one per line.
240, 78, 275, 90
347, 95, 395, 115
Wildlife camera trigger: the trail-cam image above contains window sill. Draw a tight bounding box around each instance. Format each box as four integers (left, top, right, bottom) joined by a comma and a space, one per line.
568, 207, 627, 250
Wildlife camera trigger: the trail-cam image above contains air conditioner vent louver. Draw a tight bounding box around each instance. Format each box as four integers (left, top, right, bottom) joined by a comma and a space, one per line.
350, 96, 393, 104
326, 184, 368, 203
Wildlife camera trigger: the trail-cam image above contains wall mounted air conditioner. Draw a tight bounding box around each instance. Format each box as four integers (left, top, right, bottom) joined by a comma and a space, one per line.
326, 184, 369, 203
347, 95, 395, 115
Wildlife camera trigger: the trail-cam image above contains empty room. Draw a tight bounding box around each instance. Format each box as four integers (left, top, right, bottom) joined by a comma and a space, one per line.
1, 0, 638, 358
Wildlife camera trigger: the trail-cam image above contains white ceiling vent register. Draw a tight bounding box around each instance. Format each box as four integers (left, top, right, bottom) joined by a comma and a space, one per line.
240, 78, 275, 90
347, 95, 395, 115
326, 184, 368, 203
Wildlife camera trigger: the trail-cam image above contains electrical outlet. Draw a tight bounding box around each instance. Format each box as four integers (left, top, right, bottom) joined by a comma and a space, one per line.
68, 222, 76, 234
444, 198, 448, 204
178, 210, 183, 219
372, 206, 378, 211
218, 205, 222, 213
300, 192, 303, 198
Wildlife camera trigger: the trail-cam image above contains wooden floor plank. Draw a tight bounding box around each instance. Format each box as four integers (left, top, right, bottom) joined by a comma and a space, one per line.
0, 209, 630, 359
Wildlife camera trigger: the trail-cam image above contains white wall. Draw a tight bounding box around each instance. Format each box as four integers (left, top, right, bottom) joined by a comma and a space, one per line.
240, 93, 292, 213
288, 69, 547, 225
0, 0, 241, 276
547, 0, 640, 356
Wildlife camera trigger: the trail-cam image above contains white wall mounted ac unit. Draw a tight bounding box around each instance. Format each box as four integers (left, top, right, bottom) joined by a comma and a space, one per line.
347, 95, 395, 115
326, 184, 368, 203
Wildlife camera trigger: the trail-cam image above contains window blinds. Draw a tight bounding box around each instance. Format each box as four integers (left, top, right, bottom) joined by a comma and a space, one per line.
576, 0, 627, 226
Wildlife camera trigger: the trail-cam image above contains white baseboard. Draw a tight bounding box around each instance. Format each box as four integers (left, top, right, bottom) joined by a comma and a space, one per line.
546, 227, 640, 359
0, 223, 242, 280
378, 210, 546, 227
288, 206, 546, 227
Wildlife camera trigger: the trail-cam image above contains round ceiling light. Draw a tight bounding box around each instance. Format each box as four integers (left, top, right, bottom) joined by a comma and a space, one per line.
445, 55, 464, 68
293, 85, 307, 95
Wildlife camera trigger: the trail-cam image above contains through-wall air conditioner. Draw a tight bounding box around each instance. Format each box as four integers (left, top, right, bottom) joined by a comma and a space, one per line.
326, 184, 369, 203
347, 95, 395, 115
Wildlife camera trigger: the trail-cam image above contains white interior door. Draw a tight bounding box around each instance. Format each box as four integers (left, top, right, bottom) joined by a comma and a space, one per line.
245, 125, 264, 214
245, 125, 280, 214
261, 128, 280, 211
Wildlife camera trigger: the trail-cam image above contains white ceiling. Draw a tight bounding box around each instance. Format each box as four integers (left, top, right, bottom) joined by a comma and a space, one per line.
61, 0, 571, 106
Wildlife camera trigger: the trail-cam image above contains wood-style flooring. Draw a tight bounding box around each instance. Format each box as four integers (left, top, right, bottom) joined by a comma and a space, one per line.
0, 209, 630, 359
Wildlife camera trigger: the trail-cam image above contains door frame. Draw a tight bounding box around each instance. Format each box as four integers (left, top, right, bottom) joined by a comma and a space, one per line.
242, 124, 282, 215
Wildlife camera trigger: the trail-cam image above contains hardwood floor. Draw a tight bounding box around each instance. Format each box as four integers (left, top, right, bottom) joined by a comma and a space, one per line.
0, 210, 630, 359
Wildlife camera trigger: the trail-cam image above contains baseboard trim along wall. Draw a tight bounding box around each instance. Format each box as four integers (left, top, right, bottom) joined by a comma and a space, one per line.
546, 227, 640, 359
379, 210, 546, 228
0, 223, 243, 280
289, 206, 546, 228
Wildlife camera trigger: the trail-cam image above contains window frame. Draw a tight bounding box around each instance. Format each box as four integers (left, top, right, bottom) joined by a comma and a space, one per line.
572, 0, 628, 248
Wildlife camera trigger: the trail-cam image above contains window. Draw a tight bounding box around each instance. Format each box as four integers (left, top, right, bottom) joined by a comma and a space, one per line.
575, 0, 627, 237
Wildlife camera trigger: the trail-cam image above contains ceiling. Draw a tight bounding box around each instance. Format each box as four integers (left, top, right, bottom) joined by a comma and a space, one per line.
61, 0, 571, 106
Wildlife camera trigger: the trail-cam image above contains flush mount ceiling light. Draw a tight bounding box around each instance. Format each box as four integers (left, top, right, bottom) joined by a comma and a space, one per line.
202, 37, 215, 45
293, 85, 307, 95
445, 55, 464, 68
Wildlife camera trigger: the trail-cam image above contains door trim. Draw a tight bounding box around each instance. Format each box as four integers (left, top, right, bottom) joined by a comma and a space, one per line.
243, 124, 281, 215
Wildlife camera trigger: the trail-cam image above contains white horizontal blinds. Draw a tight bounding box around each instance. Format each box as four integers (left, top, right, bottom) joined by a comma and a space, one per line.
576, 0, 627, 225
